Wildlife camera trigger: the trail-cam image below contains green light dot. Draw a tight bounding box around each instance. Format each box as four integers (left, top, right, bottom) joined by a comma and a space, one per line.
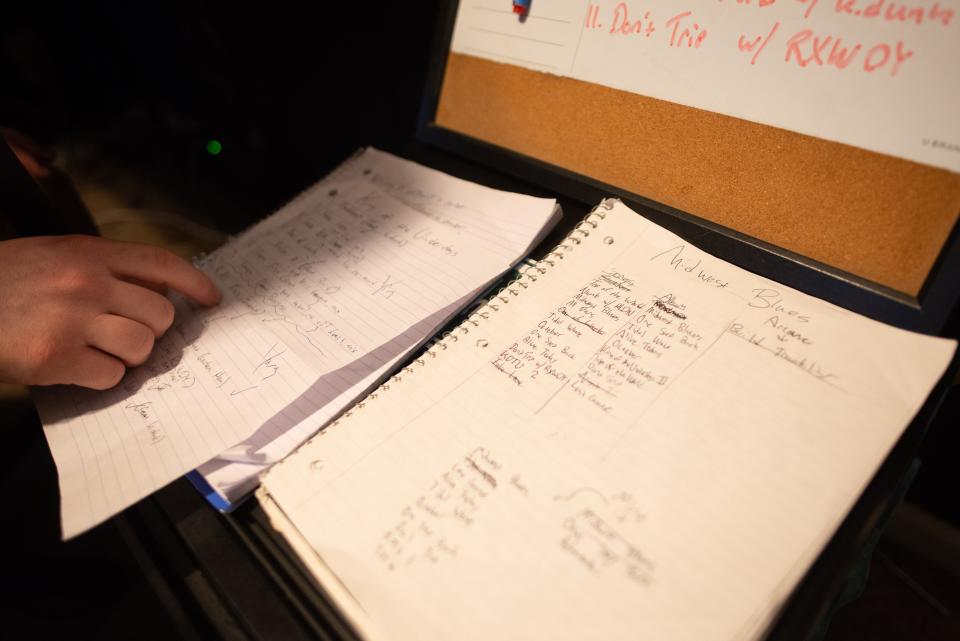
206, 139, 222, 155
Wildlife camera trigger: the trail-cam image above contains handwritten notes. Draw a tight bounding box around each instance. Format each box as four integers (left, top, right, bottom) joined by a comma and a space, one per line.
376, 447, 504, 572
451, 1, 960, 171
555, 488, 654, 586
491, 272, 715, 420
260, 200, 955, 641
36, 150, 559, 538
194, 148, 561, 504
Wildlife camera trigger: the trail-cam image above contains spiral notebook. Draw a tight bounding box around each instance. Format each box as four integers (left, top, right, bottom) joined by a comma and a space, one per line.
258, 199, 956, 641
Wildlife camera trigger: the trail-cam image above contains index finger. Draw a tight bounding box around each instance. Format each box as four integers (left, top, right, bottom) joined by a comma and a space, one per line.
101, 240, 221, 306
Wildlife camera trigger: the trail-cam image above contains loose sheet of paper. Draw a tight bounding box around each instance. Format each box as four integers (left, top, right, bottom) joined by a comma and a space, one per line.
261, 200, 955, 641
36, 165, 556, 539
195, 148, 560, 503
450, 1, 960, 172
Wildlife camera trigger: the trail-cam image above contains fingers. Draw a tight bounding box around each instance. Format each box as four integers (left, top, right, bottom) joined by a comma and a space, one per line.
0, 235, 217, 390
99, 240, 221, 307
62, 347, 127, 390
45, 313, 155, 390
107, 280, 176, 337
87, 314, 156, 367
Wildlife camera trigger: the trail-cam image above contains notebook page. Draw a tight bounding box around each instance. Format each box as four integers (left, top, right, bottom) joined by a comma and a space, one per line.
337, 148, 560, 257
195, 149, 561, 502
196, 290, 477, 501
260, 200, 955, 641
236, 147, 559, 262
35, 179, 526, 539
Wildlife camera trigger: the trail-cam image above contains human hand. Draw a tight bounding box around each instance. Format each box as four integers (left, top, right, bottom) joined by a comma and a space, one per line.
0, 235, 221, 389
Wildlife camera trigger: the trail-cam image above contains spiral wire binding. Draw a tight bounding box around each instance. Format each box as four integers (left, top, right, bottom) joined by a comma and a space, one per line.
273, 199, 617, 467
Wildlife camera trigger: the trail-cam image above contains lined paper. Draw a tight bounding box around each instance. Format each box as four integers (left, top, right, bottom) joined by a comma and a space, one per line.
35, 161, 558, 539
261, 200, 955, 641
195, 148, 561, 502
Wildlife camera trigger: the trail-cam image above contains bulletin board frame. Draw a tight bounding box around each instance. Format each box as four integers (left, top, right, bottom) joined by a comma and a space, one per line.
415, 0, 960, 335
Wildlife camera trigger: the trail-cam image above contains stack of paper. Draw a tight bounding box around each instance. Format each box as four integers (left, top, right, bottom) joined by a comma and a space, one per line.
35, 149, 560, 538
259, 199, 955, 641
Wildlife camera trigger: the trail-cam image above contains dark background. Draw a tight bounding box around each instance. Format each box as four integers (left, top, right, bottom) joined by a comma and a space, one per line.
2, 0, 443, 233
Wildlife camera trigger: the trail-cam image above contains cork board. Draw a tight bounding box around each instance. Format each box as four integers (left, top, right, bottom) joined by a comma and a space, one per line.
436, 53, 960, 297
